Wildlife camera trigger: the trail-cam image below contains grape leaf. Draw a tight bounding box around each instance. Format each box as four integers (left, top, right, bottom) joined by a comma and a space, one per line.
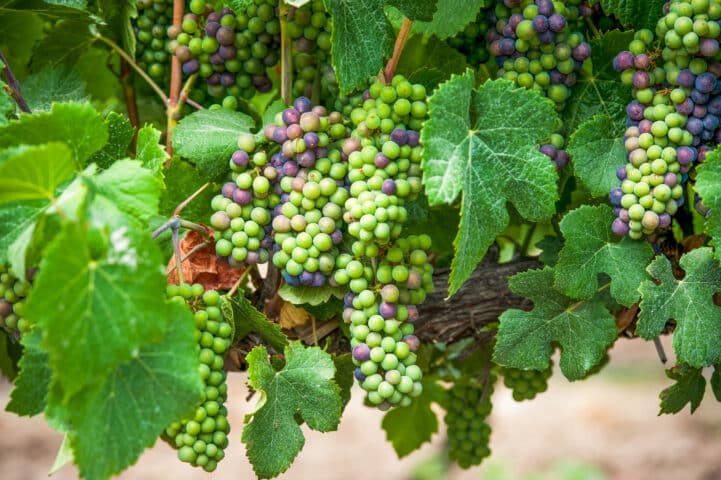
226, 0, 252, 11
158, 158, 214, 224
410, 0, 488, 39
52, 302, 203, 480
0, 199, 48, 264
5, 329, 51, 417
25, 221, 170, 398
332, 353, 354, 409
387, 0, 438, 22
88, 112, 134, 169
712, 365, 721, 402
596, 0, 666, 30
135, 126, 167, 175
422, 73, 558, 296
637, 247, 721, 368
229, 294, 288, 351
242, 343, 342, 479
97, 0, 136, 58
172, 109, 255, 181
536, 235, 563, 267
0, 11, 45, 78
493, 267, 617, 381
21, 66, 88, 112
0, 143, 76, 203
277, 283, 347, 306
0, 71, 14, 125
325, 0, 394, 94
567, 115, 626, 198
659, 363, 706, 415
43, 0, 88, 8
0, 102, 108, 166
31, 17, 95, 69
554, 205, 653, 306
382, 378, 445, 458
396, 35, 468, 86
695, 146, 721, 258
563, 30, 633, 133
0, 331, 21, 380
93, 159, 163, 223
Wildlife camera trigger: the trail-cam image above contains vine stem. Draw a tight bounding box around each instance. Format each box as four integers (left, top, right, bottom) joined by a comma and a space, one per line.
174, 181, 210, 216
279, 1, 292, 105
584, 16, 601, 40
384, 17, 413, 83
0, 50, 31, 113
227, 265, 256, 298
120, 60, 140, 133
166, 0, 185, 157
94, 34, 169, 105
172, 225, 185, 285
166, 241, 208, 276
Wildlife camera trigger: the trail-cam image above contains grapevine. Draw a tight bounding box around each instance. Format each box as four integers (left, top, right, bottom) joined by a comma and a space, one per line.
2, 1, 721, 479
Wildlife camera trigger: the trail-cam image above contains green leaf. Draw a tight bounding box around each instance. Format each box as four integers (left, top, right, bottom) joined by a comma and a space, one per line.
229, 294, 288, 352
0, 12, 46, 78
21, 66, 88, 112
422, 73, 558, 296
493, 267, 617, 381
31, 18, 95, 69
55, 302, 203, 480
567, 115, 626, 197
695, 146, 721, 257
711, 365, 721, 402
598, 0, 666, 30
25, 221, 170, 398
0, 331, 21, 380
0, 199, 48, 264
88, 112, 134, 169
554, 205, 653, 306
135, 125, 167, 175
0, 143, 75, 203
98, 0, 137, 58
6, 329, 51, 417
333, 353, 354, 409
637, 247, 721, 368
382, 378, 445, 458
536, 235, 563, 267
93, 159, 163, 222
0, 71, 14, 125
43, 0, 88, 9
410, 0, 488, 39
226, 0, 252, 11
0, 102, 108, 167
158, 159, 214, 224
277, 283, 347, 306
396, 35, 468, 87
659, 363, 706, 415
49, 434, 74, 476
387, 0, 438, 22
172, 109, 255, 180
563, 30, 633, 133
242, 343, 342, 479
325, 0, 394, 94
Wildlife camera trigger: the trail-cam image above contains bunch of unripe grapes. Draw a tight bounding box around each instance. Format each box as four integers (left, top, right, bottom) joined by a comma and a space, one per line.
0, 265, 32, 337
501, 364, 552, 401
264, 97, 349, 286
172, 0, 280, 109
165, 284, 232, 472
134, 0, 172, 83
447, 6, 495, 65
287, 1, 334, 101
345, 235, 433, 409
610, 0, 721, 238
445, 378, 494, 469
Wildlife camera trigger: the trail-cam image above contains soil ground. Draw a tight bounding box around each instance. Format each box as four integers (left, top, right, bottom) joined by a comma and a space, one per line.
1, 337, 721, 480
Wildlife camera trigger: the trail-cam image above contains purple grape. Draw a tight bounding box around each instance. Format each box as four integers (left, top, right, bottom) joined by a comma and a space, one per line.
696, 73, 717, 94
354, 368, 366, 381
693, 104, 707, 118
282, 108, 300, 125
536, 0, 554, 16
294, 96, 312, 113
216, 26, 235, 46
626, 101, 645, 121
613, 51, 635, 72
555, 150, 569, 169
550, 69, 565, 84
618, 208, 630, 222
616, 165, 627, 180
207, 12, 220, 22
402, 335, 420, 352
707, 96, 721, 115
379, 302, 397, 319
407, 131, 420, 147
304, 132, 319, 149
300, 271, 314, 285
664, 172, 678, 187
638, 119, 652, 133
390, 128, 408, 145
548, 13, 566, 32
222, 182, 236, 199
509, 13, 524, 28
298, 150, 316, 167
272, 126, 288, 144
287, 124, 302, 140
233, 189, 252, 206
539, 144, 557, 158
220, 72, 235, 87
678, 70, 696, 88
499, 38, 516, 55
686, 117, 704, 135
632, 71, 650, 89
374, 153, 391, 168
312, 272, 325, 287
407, 306, 419, 323
182, 59, 199, 75
283, 161, 299, 177
503, 24, 516, 38
538, 30, 554, 44
703, 114, 719, 131
676, 146, 696, 165
564, 73, 577, 87
219, 45, 236, 60
331, 230, 343, 245
532, 15, 549, 32
210, 53, 224, 65
572, 42, 591, 61
382, 179, 396, 195
205, 21, 220, 38
609, 188, 623, 206
700, 38, 720, 57
658, 213, 672, 228
232, 150, 249, 167
612, 218, 629, 236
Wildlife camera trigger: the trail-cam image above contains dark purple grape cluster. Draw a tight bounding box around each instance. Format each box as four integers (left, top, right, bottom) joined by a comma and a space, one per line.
171, 1, 280, 109
134, 0, 172, 83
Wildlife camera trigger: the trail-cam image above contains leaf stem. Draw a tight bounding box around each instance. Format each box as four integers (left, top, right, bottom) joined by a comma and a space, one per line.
94, 34, 169, 105
166, 0, 186, 156
520, 223, 537, 256
174, 181, 210, 216
566, 282, 611, 313
172, 225, 185, 285
166, 241, 209, 276
384, 17, 413, 84
227, 265, 255, 298
279, 2, 292, 105
0, 50, 31, 113
653, 337, 668, 364
120, 59, 140, 133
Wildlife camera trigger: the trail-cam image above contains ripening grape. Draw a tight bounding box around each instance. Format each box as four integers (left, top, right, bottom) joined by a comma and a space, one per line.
501, 364, 552, 401
445, 378, 495, 469
164, 284, 232, 472
134, 0, 173, 84
0, 264, 33, 337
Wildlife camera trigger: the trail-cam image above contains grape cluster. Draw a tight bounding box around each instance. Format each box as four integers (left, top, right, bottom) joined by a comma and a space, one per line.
172, 0, 280, 109
447, 6, 495, 65
345, 236, 433, 409
134, 0, 172, 83
610, 0, 721, 238
445, 378, 494, 469
0, 265, 32, 337
501, 364, 552, 401
165, 284, 231, 473
287, 1, 334, 101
